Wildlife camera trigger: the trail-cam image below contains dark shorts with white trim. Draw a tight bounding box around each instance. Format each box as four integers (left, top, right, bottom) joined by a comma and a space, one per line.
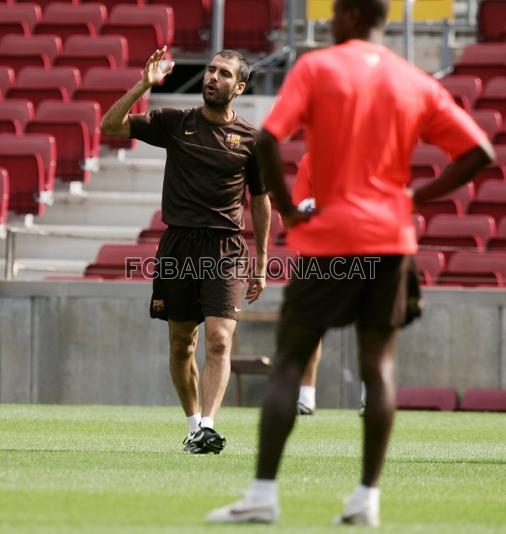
281, 254, 422, 330
150, 226, 249, 324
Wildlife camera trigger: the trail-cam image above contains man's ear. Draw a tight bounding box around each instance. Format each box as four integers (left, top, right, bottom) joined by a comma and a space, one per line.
235, 81, 246, 96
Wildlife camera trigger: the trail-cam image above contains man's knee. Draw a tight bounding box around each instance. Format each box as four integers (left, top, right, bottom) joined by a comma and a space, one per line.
205, 329, 232, 361
170, 324, 198, 360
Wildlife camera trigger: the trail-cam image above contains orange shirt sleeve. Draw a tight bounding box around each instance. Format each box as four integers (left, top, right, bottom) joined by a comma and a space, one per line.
420, 81, 488, 160
262, 55, 312, 141
292, 153, 312, 204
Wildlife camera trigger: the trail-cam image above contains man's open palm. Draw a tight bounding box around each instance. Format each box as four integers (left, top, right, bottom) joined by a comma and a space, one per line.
143, 46, 174, 87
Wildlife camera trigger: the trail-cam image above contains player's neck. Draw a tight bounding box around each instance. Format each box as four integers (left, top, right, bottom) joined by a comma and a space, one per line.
340, 28, 384, 45
201, 104, 235, 125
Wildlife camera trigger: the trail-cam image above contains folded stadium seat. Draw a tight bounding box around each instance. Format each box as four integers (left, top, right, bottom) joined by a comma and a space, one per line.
0, 167, 9, 226
437, 250, 506, 287
0, 21, 31, 42
37, 100, 101, 158
137, 209, 166, 243
149, 0, 211, 52
54, 35, 128, 77
453, 44, 506, 86
17, 0, 78, 8
35, 2, 107, 42
473, 165, 506, 191
461, 389, 506, 411
6, 66, 80, 111
81, 0, 144, 9
224, 0, 275, 52
0, 99, 34, 134
478, 0, 506, 42
412, 213, 426, 238
279, 140, 306, 175
470, 109, 502, 140
396, 387, 458, 411
440, 75, 483, 110
0, 66, 15, 94
0, 33, 62, 73
0, 3, 42, 31
417, 198, 463, 226
475, 77, 506, 119
488, 218, 506, 250
101, 5, 174, 67
412, 144, 451, 171
84, 243, 158, 279
74, 66, 145, 149
414, 250, 446, 285
410, 163, 440, 179
411, 177, 475, 211
0, 133, 56, 215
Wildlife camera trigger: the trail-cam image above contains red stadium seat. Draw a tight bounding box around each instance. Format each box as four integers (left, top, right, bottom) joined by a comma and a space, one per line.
470, 110, 502, 140
415, 250, 446, 284
0, 21, 31, 42
149, 0, 210, 52
137, 209, 167, 243
477, 179, 506, 201
473, 165, 506, 191
279, 140, 306, 175
74, 67, 145, 149
417, 199, 463, 225
440, 75, 483, 108
426, 213, 496, 243
17, 0, 78, 9
224, 0, 276, 52
101, 5, 174, 67
412, 214, 426, 238
396, 387, 458, 411
0, 166, 9, 226
461, 389, 506, 412
43, 2, 107, 30
84, 243, 158, 279
411, 144, 451, 171
81, 0, 144, 9
0, 99, 34, 131
37, 100, 101, 158
0, 133, 56, 215
0, 66, 15, 93
34, 21, 97, 41
475, 77, 506, 118
271, 0, 284, 30
0, 34, 62, 73
497, 218, 506, 236
410, 163, 440, 179
478, 0, 506, 42
453, 44, 506, 86
437, 251, 506, 286
54, 35, 128, 76
0, 3, 42, 30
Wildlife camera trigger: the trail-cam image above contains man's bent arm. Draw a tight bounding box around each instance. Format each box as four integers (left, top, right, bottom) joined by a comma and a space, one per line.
412, 141, 495, 207
250, 193, 271, 277
99, 80, 151, 138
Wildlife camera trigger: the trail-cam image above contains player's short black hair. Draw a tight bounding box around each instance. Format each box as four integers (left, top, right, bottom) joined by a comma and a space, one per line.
340, 0, 389, 27
213, 50, 251, 84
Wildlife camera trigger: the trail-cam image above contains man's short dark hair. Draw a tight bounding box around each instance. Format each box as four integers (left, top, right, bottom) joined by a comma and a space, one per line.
341, 0, 389, 27
213, 50, 251, 84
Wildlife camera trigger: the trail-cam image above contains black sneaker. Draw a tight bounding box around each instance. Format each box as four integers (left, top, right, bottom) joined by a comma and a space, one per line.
183, 427, 226, 454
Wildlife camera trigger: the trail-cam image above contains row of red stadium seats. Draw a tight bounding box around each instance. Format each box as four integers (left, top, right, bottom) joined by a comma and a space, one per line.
0, 0, 284, 53
479, 0, 506, 42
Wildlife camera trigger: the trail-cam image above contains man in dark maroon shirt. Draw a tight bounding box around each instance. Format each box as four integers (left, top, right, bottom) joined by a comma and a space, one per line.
100, 47, 271, 454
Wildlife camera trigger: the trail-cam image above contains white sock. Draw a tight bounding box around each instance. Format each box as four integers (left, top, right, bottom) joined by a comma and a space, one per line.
187, 413, 201, 434
353, 484, 380, 505
249, 479, 278, 503
298, 386, 316, 409
200, 416, 214, 429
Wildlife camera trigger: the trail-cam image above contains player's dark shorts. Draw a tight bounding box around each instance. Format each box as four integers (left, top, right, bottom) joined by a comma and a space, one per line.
150, 226, 249, 324
281, 255, 422, 330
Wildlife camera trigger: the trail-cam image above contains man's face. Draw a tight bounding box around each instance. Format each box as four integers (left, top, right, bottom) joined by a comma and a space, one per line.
202, 55, 246, 109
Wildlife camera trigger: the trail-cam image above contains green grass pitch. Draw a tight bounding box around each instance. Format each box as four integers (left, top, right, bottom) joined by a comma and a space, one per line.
0, 405, 505, 533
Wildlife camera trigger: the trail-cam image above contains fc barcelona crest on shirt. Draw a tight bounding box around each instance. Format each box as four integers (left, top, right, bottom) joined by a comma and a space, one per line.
225, 133, 241, 149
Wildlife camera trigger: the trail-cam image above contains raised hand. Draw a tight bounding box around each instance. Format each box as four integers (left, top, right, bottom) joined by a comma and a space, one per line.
143, 46, 175, 87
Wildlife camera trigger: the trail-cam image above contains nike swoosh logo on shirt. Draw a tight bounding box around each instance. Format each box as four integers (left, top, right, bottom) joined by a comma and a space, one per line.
185, 130, 197, 135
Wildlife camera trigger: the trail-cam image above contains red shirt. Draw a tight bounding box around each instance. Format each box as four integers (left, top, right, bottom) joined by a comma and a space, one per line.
263, 39, 487, 256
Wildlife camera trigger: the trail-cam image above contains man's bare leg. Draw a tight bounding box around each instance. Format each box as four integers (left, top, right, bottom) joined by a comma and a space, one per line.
201, 316, 237, 424
168, 320, 200, 416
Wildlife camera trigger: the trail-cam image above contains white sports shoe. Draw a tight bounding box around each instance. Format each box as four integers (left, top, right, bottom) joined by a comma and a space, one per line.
206, 492, 280, 524
333, 487, 380, 528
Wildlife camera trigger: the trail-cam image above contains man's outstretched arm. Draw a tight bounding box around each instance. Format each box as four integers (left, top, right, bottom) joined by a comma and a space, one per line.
99, 47, 174, 138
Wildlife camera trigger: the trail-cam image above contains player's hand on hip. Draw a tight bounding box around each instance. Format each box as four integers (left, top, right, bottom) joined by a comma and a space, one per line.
246, 275, 266, 304
282, 206, 318, 229
143, 46, 175, 87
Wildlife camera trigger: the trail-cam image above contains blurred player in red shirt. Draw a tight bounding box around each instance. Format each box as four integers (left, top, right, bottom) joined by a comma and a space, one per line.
208, 0, 494, 526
